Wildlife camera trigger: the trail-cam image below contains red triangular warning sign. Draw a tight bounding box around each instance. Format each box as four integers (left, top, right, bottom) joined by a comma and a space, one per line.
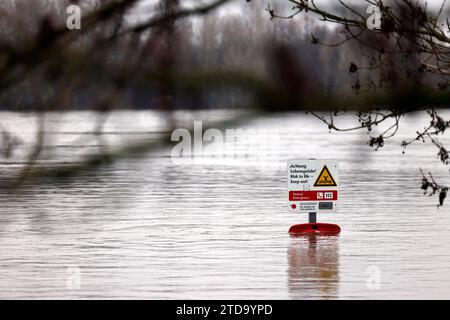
314, 165, 337, 187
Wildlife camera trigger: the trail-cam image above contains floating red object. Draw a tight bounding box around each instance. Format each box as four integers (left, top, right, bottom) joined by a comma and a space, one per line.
289, 223, 341, 236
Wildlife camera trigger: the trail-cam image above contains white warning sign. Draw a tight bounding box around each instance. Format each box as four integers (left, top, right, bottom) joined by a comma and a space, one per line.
288, 159, 339, 213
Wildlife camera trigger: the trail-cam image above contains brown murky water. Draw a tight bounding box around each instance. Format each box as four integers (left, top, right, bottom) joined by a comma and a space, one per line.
0, 110, 449, 299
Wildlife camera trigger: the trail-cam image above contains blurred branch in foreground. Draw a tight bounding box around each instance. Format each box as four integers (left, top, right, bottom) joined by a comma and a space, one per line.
269, 0, 450, 205
1, 0, 450, 206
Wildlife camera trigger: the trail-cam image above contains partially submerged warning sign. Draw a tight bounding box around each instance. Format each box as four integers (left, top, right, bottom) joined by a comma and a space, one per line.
288, 160, 339, 213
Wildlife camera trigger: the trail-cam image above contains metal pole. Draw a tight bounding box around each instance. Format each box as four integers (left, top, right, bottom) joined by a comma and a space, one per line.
309, 212, 317, 224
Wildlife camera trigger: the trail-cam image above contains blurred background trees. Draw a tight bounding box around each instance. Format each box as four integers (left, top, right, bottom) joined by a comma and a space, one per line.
0, 0, 449, 205
0, 0, 361, 112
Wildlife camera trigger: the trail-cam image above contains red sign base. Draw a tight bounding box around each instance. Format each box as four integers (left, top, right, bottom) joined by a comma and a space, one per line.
289, 223, 341, 236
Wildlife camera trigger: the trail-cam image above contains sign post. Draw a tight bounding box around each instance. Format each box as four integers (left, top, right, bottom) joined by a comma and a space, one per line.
288, 159, 341, 235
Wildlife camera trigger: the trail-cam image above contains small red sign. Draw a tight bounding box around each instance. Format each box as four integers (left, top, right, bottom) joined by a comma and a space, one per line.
289, 190, 338, 201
